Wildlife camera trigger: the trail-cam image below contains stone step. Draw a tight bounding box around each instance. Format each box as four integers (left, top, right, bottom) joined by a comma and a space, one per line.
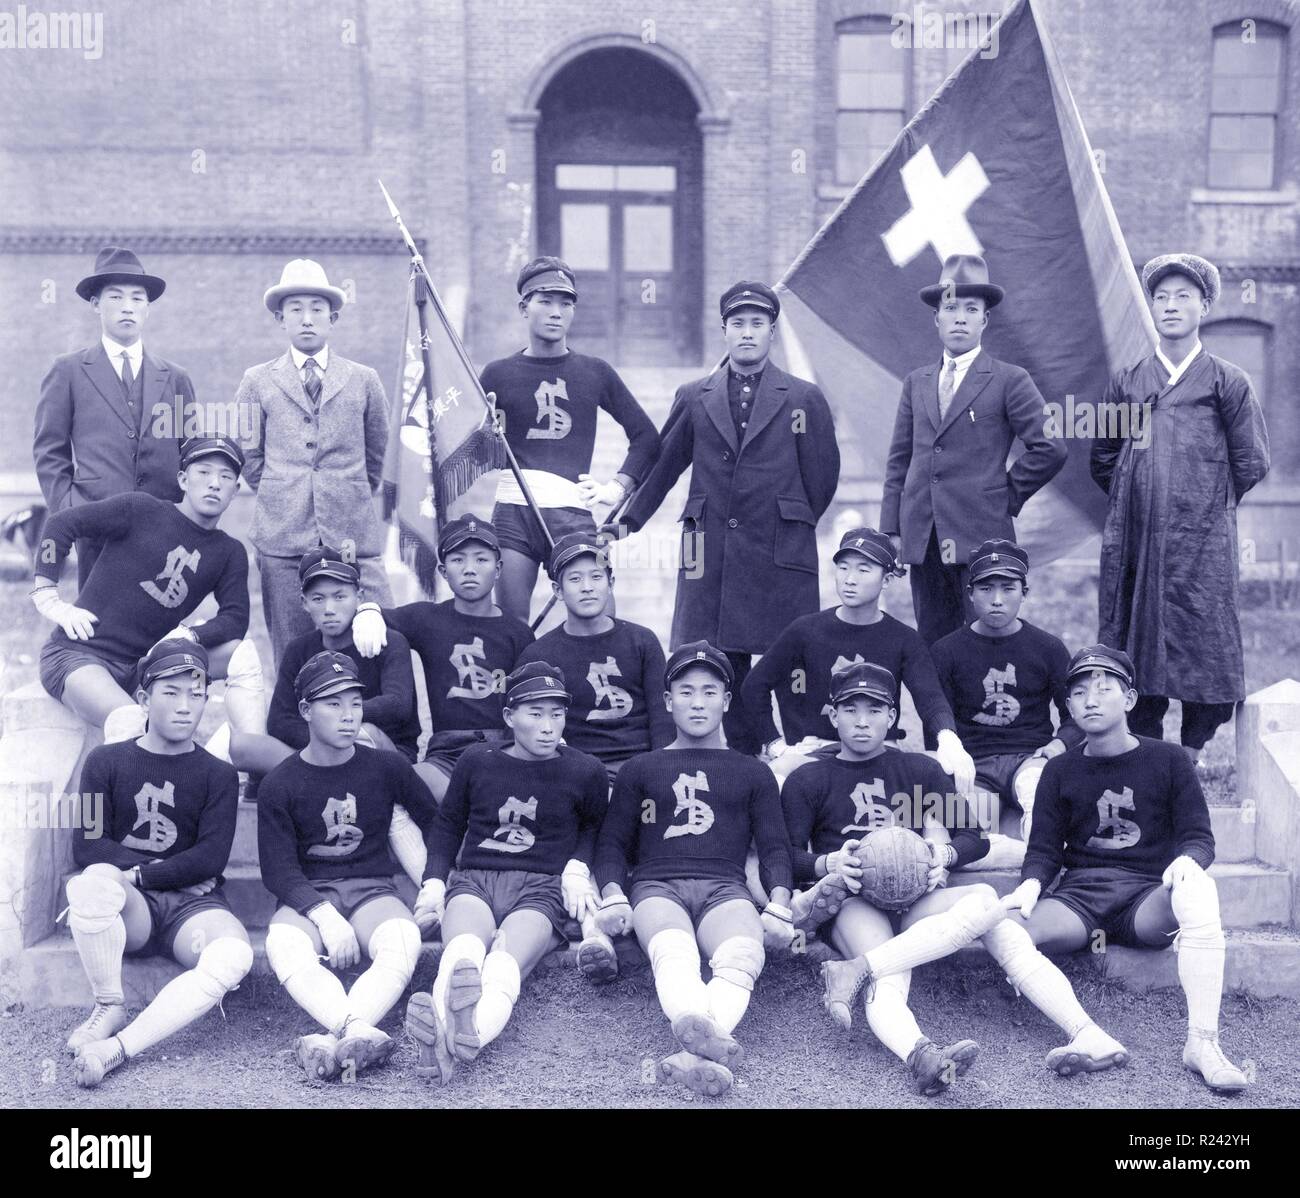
1211, 804, 1256, 862
14, 924, 1300, 1011
948, 860, 1292, 929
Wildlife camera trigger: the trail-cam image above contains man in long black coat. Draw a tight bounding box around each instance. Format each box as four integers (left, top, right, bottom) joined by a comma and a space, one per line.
1091, 253, 1269, 757
608, 282, 840, 751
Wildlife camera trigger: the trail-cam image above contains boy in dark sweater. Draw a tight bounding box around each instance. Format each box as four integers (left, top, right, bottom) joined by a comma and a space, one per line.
516, 532, 674, 981
259, 652, 436, 1082
593, 641, 795, 1098
740, 527, 974, 793
241, 546, 426, 886
786, 662, 1124, 1095
403, 662, 607, 1085
478, 256, 659, 623
930, 540, 1083, 867
30, 435, 265, 755
62, 639, 253, 1089
1006, 645, 1248, 1093
352, 516, 534, 812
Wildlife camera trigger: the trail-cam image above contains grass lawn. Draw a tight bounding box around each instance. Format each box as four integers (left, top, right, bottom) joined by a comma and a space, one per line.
3, 953, 1299, 1110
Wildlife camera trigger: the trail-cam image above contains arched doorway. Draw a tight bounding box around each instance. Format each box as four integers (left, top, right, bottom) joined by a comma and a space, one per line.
535, 47, 703, 366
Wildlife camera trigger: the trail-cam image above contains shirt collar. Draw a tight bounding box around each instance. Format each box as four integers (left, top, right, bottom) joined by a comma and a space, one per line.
103, 336, 143, 366
729, 363, 764, 384
941, 345, 981, 370
1155, 340, 1201, 385
290, 344, 329, 372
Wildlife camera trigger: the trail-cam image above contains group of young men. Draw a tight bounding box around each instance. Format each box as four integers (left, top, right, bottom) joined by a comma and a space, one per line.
32, 241, 1264, 1101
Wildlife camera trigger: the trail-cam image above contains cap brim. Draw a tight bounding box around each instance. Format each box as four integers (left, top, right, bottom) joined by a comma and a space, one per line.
142, 662, 209, 686
831, 687, 895, 706
439, 534, 500, 560
666, 662, 732, 687
301, 565, 360, 586
506, 686, 572, 706
833, 546, 892, 567
1066, 665, 1132, 687
722, 301, 778, 319
969, 567, 1026, 583
301, 679, 366, 701
550, 547, 607, 576
183, 448, 243, 472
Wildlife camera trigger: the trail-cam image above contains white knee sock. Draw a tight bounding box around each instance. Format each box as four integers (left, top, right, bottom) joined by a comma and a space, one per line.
476, 950, 521, 1047
1014, 758, 1045, 841
222, 637, 266, 735
387, 804, 427, 888
981, 917, 1092, 1039
864, 972, 924, 1061
347, 919, 420, 1027
864, 888, 1006, 977
646, 928, 709, 1023
66, 873, 127, 1006
117, 938, 253, 1057
706, 937, 765, 1034
265, 923, 349, 1032
432, 933, 487, 1021
103, 704, 146, 745
1172, 870, 1226, 1039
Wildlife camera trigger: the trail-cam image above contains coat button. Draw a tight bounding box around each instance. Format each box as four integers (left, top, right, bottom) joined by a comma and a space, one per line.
934, 445, 942, 453
728, 517, 738, 529
303, 416, 311, 425
127, 430, 136, 439
722, 452, 730, 461
136, 476, 144, 485
932, 475, 939, 483
306, 442, 316, 449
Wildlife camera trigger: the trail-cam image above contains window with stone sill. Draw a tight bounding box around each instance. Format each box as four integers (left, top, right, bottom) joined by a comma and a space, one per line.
1208, 20, 1288, 190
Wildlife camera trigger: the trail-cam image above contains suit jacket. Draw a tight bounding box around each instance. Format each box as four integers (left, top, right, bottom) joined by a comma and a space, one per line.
236, 350, 390, 558
880, 349, 1066, 565
622, 361, 840, 655
33, 343, 197, 514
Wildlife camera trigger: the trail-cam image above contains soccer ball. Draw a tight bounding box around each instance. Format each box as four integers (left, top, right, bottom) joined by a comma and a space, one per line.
857, 825, 932, 911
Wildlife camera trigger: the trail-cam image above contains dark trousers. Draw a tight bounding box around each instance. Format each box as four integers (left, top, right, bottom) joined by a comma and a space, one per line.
1130, 696, 1236, 751
723, 651, 757, 755
909, 528, 971, 646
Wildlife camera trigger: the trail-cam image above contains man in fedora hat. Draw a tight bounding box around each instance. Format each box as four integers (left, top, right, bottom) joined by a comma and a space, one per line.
34, 246, 199, 587
235, 259, 393, 668
603, 282, 840, 752
881, 254, 1066, 646
1091, 253, 1269, 759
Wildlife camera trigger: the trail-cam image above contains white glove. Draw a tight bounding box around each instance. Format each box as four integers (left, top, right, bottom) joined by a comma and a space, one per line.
763, 738, 788, 762
576, 474, 626, 511
159, 624, 199, 643
309, 902, 361, 970
351, 603, 388, 658
31, 585, 98, 641
760, 902, 796, 949
595, 891, 633, 937
561, 860, 598, 921
936, 730, 977, 796
824, 840, 863, 891
412, 878, 446, 934
928, 841, 958, 891
1003, 879, 1042, 918
1162, 855, 1201, 889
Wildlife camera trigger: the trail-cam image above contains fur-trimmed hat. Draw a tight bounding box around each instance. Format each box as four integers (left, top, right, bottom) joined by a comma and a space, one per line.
1141, 253, 1220, 306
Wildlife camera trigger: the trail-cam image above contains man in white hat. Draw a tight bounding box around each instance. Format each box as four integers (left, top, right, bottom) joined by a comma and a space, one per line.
235, 260, 394, 668
1091, 253, 1269, 759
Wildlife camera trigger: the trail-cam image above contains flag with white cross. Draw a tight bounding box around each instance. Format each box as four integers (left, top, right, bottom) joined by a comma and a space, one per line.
772, 0, 1154, 563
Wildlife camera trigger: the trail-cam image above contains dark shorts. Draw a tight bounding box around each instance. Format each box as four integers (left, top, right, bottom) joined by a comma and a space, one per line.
39, 638, 137, 703
492, 501, 597, 565
630, 877, 757, 924
446, 867, 568, 938
422, 728, 510, 776
130, 885, 237, 958
310, 875, 405, 921
1043, 866, 1165, 947
974, 752, 1035, 802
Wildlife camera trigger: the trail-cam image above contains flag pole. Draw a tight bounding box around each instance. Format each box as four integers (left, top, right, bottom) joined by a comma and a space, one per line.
378, 180, 558, 555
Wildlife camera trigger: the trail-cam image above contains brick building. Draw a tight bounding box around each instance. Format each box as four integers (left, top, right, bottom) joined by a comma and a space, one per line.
1, 0, 1295, 550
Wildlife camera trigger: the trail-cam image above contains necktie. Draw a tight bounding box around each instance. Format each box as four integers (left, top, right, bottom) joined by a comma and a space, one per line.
120, 351, 134, 391
938, 357, 957, 421
303, 357, 321, 406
